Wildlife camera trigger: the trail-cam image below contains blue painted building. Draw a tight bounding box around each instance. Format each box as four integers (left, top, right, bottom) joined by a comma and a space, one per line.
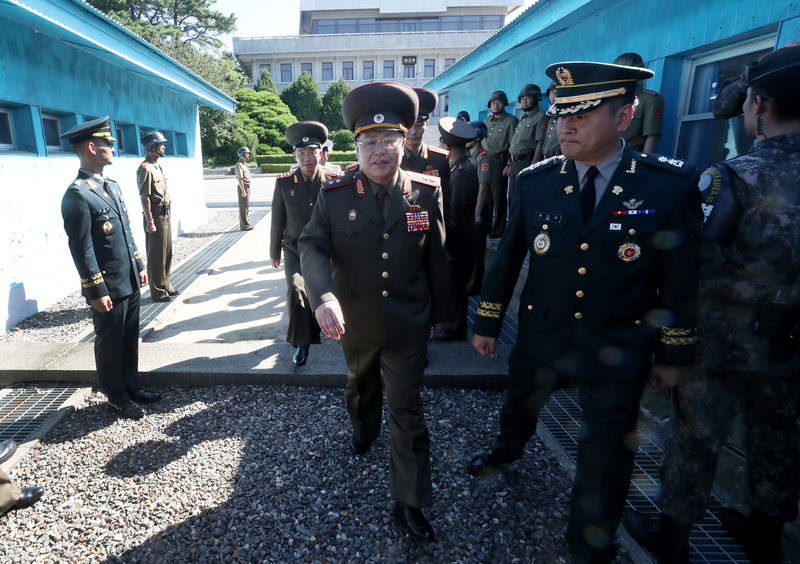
0, 0, 236, 330
427, 0, 800, 168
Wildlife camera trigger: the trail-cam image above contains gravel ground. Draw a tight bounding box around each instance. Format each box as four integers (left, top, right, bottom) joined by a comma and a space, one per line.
1, 211, 240, 344
2, 385, 631, 563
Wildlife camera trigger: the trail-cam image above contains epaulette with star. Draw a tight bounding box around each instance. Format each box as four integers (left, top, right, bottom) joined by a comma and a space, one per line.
523, 155, 565, 174
405, 170, 440, 188
427, 145, 449, 156
323, 173, 356, 191
276, 170, 295, 179
345, 162, 359, 172
636, 153, 695, 176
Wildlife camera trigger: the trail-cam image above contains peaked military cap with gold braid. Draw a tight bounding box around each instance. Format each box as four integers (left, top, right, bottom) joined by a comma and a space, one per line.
342, 82, 418, 137
60, 115, 117, 146
545, 61, 654, 116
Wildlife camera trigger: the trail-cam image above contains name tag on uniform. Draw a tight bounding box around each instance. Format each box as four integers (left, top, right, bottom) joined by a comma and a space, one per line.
406, 211, 429, 232
535, 212, 562, 224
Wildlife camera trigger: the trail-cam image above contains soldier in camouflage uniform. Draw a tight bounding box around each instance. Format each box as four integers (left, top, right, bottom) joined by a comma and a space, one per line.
624, 44, 800, 564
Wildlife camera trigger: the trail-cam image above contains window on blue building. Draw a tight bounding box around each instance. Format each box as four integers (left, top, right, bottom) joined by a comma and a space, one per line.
0, 109, 14, 149
42, 114, 63, 151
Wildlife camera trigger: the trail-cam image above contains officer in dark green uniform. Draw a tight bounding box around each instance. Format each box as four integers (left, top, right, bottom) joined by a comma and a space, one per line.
467, 120, 491, 295
271, 121, 336, 367
402, 88, 451, 216
467, 62, 702, 563
613, 52, 665, 153
541, 80, 562, 159
299, 82, 450, 543
61, 116, 162, 420
435, 117, 479, 341
507, 83, 547, 206
483, 90, 519, 238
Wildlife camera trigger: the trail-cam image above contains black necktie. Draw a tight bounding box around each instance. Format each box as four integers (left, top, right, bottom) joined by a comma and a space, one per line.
581, 166, 599, 224
376, 185, 387, 216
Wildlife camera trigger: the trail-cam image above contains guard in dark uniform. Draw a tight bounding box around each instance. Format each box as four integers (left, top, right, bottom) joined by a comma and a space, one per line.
299, 82, 450, 543
402, 88, 451, 217
435, 117, 479, 341
270, 121, 336, 367
467, 120, 492, 295
467, 63, 702, 563
60, 116, 162, 420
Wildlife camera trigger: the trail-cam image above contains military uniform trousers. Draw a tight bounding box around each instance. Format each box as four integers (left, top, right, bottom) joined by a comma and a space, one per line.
487, 152, 509, 236
92, 291, 144, 405
491, 344, 646, 561
282, 244, 320, 348
659, 351, 800, 525
145, 211, 174, 300
238, 182, 252, 230
508, 157, 533, 210
0, 468, 21, 514
343, 340, 432, 509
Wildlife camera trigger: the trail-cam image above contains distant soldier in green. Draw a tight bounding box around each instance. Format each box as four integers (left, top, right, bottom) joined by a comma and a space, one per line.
613, 52, 664, 153
270, 121, 337, 367
482, 90, 518, 237
138, 130, 178, 303
541, 80, 562, 158
506, 83, 547, 206
624, 44, 800, 564
466, 120, 491, 295
435, 117, 479, 341
61, 116, 162, 420
235, 146, 253, 231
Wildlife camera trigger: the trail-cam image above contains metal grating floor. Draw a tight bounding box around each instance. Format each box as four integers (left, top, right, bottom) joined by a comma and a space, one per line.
540, 388, 782, 563
0, 384, 82, 443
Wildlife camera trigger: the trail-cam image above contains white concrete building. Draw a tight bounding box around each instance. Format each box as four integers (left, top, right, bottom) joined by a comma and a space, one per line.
233, 0, 523, 116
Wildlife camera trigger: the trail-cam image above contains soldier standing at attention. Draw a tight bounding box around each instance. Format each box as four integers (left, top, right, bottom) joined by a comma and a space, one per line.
483, 90, 518, 238
434, 117, 479, 341
61, 116, 162, 419
235, 146, 253, 231
624, 44, 800, 564
541, 80, 562, 159
506, 83, 547, 207
466, 120, 491, 295
299, 82, 449, 542
613, 52, 665, 153
467, 62, 702, 563
270, 121, 335, 367
137, 130, 177, 303
402, 88, 450, 215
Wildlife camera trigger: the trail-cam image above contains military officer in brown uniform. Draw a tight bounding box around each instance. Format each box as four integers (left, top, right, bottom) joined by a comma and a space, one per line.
614, 52, 665, 153
506, 84, 547, 206
271, 122, 336, 367
483, 90, 519, 238
235, 146, 253, 231
468, 62, 702, 563
137, 130, 177, 303
299, 82, 450, 543
402, 88, 451, 216
541, 80, 562, 159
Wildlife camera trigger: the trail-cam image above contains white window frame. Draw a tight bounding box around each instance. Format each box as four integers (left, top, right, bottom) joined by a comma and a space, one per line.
0, 108, 15, 150
42, 113, 64, 151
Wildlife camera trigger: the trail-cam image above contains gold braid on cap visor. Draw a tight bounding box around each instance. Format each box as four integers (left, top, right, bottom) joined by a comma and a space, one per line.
353, 123, 408, 138
552, 87, 630, 115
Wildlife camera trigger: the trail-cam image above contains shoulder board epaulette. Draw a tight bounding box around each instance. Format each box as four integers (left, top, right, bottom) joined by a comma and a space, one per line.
140, 162, 149, 168
406, 170, 440, 187
478, 149, 487, 156
636, 153, 695, 176
323, 174, 356, 191
644, 89, 660, 96
427, 145, 449, 156
276, 171, 295, 179
71, 177, 88, 188
345, 162, 359, 171
525, 155, 565, 173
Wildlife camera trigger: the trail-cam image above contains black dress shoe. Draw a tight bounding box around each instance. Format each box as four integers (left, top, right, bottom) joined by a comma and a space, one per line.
350, 436, 372, 455
108, 400, 145, 420
394, 501, 435, 543
622, 509, 690, 564
467, 452, 501, 478
168, 289, 180, 296
293, 346, 309, 366
130, 388, 162, 403
153, 295, 171, 303
10, 487, 44, 512
242, 226, 254, 231
0, 439, 17, 464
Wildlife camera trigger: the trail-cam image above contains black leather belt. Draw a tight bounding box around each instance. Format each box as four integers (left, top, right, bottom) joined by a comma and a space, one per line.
510, 153, 533, 162
159, 201, 171, 216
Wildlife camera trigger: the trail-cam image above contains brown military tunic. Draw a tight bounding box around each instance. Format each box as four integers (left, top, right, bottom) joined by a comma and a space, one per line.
137, 157, 173, 300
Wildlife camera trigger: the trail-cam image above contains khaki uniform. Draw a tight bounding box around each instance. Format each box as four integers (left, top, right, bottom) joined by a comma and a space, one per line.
622, 84, 664, 151
235, 159, 252, 230
270, 167, 335, 347
482, 112, 518, 236
137, 158, 173, 300
508, 106, 547, 206
299, 169, 450, 508
542, 116, 561, 158
0, 468, 21, 514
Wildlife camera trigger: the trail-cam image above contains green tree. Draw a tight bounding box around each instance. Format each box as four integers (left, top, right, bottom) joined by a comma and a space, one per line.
255, 71, 278, 94
332, 129, 355, 151
320, 78, 351, 132
280, 72, 322, 122
235, 88, 297, 155
89, 0, 236, 50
